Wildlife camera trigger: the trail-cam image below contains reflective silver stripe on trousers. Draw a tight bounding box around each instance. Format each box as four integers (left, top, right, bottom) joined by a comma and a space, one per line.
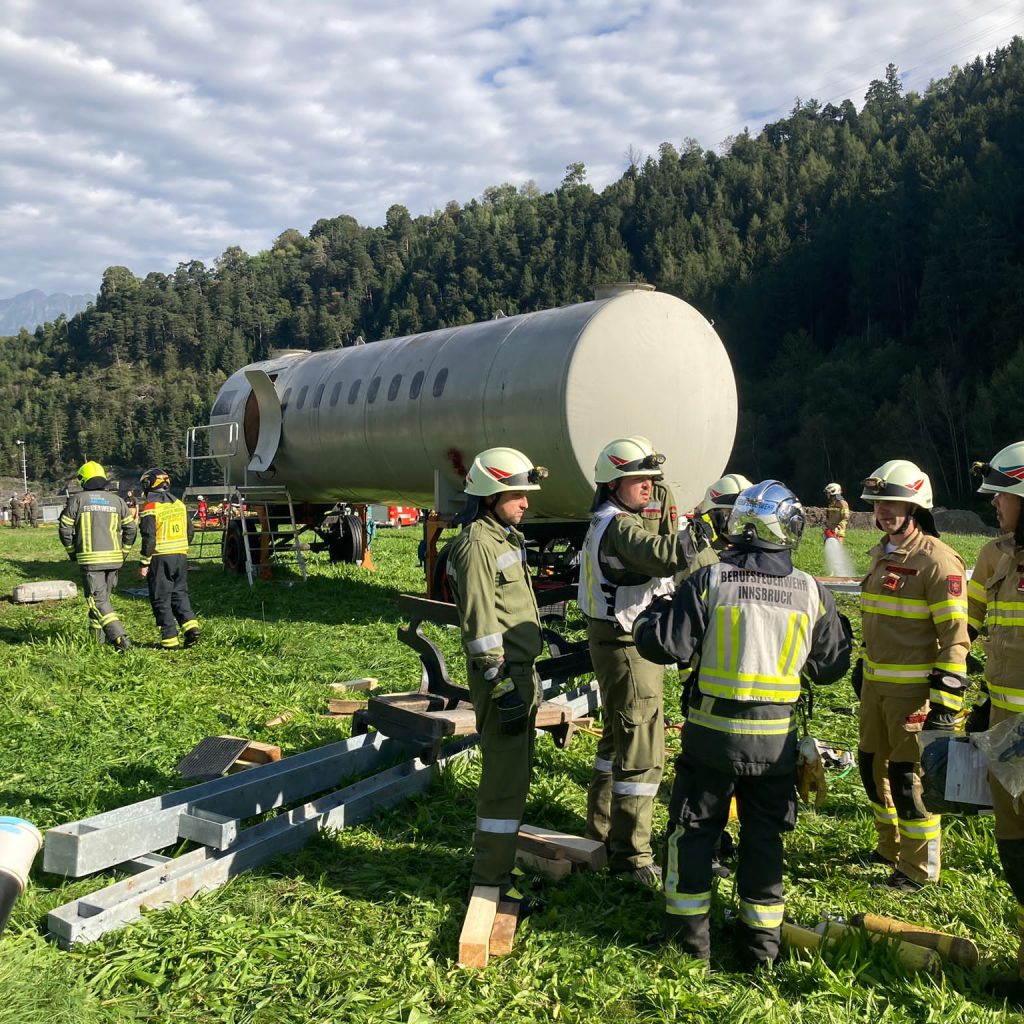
495, 549, 524, 571
465, 632, 503, 654
476, 817, 520, 834
593, 757, 613, 773
612, 781, 660, 796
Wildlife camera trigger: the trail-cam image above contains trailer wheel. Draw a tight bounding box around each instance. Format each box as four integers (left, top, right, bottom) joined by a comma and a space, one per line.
329, 513, 365, 564
222, 521, 246, 574
432, 543, 454, 603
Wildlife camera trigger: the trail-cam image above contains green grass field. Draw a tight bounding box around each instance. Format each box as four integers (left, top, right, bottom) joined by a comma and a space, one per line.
0, 524, 1016, 1023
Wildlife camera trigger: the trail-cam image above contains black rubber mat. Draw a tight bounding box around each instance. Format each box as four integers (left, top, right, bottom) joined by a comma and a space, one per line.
175, 736, 250, 779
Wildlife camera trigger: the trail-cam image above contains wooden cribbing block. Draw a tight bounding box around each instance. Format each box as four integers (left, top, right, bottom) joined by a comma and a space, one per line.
458, 885, 500, 968
222, 738, 282, 773
326, 698, 369, 716
330, 678, 379, 693
515, 848, 572, 879
488, 901, 519, 957
264, 711, 295, 728
850, 912, 979, 969
781, 921, 940, 974
518, 824, 607, 870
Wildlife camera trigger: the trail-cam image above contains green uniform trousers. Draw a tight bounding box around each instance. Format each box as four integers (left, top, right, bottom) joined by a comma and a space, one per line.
585, 617, 665, 871
468, 662, 539, 887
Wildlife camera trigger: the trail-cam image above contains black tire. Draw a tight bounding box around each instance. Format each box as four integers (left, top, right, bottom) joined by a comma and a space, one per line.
329, 513, 365, 564
432, 543, 454, 603
222, 521, 246, 574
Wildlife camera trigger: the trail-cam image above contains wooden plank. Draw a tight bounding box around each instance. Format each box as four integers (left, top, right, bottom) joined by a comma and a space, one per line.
518, 824, 607, 869
488, 901, 519, 957
458, 886, 500, 968
326, 698, 368, 715
236, 741, 281, 764
515, 848, 572, 879
329, 678, 379, 693
534, 702, 572, 728
264, 711, 295, 728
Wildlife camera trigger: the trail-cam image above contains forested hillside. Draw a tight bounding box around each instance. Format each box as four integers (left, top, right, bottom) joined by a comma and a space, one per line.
3, 42, 1023, 505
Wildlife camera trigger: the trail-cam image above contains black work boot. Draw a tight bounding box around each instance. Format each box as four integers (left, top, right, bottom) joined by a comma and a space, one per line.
113, 635, 132, 653
183, 628, 201, 648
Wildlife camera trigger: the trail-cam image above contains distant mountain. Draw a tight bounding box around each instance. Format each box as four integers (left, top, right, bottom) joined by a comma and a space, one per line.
0, 289, 91, 335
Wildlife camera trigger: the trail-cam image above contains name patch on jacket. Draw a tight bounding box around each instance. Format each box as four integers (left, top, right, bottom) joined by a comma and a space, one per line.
720, 569, 809, 606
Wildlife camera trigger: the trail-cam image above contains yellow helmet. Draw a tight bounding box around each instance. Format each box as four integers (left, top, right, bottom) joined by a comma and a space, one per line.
974, 442, 1024, 498
594, 436, 666, 483
464, 447, 547, 497
699, 473, 754, 513
860, 459, 933, 508
77, 461, 106, 487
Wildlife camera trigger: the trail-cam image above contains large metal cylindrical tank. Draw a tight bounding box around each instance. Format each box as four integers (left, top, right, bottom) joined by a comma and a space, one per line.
208, 287, 737, 519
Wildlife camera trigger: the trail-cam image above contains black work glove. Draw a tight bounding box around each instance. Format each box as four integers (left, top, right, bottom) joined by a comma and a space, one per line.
965, 697, 991, 734
923, 706, 959, 732
851, 658, 864, 700
925, 669, 968, 732
489, 668, 529, 736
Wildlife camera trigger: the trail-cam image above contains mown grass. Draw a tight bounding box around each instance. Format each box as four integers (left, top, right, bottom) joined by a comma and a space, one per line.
0, 523, 1016, 1022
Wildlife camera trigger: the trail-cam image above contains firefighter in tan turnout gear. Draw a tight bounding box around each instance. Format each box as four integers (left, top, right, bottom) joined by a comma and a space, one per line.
444, 447, 547, 902
580, 437, 715, 885
855, 460, 970, 891
968, 443, 1024, 984
58, 461, 137, 651
633, 481, 850, 966
138, 468, 199, 649
823, 482, 850, 542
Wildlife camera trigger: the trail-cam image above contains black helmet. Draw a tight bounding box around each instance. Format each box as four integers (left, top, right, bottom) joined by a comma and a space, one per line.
140, 468, 171, 491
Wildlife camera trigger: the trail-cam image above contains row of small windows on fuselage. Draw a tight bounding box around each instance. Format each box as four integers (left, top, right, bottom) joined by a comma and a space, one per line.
279, 367, 449, 413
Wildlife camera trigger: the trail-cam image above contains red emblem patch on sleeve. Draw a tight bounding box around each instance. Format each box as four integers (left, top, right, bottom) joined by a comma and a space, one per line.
947, 575, 963, 597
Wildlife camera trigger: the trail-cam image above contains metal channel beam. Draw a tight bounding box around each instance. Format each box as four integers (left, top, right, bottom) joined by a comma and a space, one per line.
44, 732, 406, 877
47, 738, 476, 949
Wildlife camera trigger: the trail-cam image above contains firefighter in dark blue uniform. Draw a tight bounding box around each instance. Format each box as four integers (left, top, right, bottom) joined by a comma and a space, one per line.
634, 480, 850, 967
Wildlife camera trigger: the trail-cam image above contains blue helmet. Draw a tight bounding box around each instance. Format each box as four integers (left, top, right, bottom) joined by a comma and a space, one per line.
728, 480, 805, 551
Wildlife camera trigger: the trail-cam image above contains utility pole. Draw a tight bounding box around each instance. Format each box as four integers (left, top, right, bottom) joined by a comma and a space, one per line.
14, 440, 27, 493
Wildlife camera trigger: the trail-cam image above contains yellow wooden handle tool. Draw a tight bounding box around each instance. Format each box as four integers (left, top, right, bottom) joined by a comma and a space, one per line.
781, 920, 940, 974
850, 912, 979, 970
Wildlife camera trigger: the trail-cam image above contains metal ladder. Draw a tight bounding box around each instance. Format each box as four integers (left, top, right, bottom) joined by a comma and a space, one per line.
232, 486, 308, 585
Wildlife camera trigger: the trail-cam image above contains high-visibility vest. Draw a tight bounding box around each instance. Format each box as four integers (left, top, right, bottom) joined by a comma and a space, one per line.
697, 562, 823, 705
140, 498, 190, 559
577, 502, 674, 631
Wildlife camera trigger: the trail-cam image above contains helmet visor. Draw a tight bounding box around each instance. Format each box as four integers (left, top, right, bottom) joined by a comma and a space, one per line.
973, 460, 1024, 493
503, 465, 549, 488
615, 452, 666, 475
861, 475, 921, 501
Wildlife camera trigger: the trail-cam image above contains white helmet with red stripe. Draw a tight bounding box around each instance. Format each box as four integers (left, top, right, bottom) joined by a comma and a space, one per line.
698, 473, 754, 513
464, 447, 547, 497
860, 459, 933, 508
975, 442, 1024, 498
594, 436, 666, 483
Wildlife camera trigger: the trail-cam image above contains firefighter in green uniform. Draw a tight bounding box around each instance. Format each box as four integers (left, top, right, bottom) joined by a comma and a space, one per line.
445, 447, 548, 901
694, 474, 753, 551
58, 461, 136, 650
9, 493, 22, 528
138, 468, 200, 649
580, 437, 715, 885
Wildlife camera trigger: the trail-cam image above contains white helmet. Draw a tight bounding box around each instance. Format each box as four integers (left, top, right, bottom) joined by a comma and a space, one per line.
594, 436, 666, 483
860, 460, 933, 509
197, 494, 206, 500
728, 480, 805, 551
824, 482, 842, 498
464, 447, 547, 497
975, 442, 1024, 498
699, 473, 754, 513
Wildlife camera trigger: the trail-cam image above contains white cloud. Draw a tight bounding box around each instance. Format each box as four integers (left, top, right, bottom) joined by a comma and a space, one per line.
0, 0, 1021, 296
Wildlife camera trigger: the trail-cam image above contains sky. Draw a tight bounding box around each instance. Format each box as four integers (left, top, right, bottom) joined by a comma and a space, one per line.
1, 0, 1022, 299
